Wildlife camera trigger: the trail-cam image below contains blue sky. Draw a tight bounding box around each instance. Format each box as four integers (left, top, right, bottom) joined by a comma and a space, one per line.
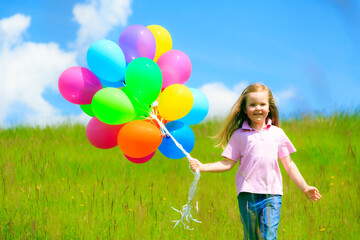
1, 0, 359, 127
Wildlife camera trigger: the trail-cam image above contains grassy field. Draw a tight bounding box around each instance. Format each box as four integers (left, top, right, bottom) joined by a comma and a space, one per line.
0, 113, 359, 239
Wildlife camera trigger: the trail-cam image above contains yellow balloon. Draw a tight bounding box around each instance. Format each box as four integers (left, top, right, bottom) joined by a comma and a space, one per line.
158, 84, 193, 121
147, 25, 172, 62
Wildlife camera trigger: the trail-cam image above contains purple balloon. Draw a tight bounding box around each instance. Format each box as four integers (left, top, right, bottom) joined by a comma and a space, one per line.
58, 66, 103, 105
86, 117, 124, 149
157, 50, 192, 90
119, 24, 156, 63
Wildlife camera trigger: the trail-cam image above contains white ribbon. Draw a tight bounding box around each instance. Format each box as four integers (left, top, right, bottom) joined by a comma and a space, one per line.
150, 113, 201, 230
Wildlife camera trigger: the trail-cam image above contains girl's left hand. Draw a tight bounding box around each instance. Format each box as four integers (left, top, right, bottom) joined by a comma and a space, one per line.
304, 186, 322, 202
189, 159, 203, 172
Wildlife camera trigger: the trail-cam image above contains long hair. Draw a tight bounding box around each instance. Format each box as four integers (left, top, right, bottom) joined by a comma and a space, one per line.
214, 83, 279, 149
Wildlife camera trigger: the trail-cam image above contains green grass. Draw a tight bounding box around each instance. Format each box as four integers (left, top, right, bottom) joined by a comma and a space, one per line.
0, 113, 359, 239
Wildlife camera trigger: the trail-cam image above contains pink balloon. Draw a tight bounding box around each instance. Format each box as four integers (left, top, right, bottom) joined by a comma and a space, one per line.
58, 66, 103, 105
157, 50, 192, 90
124, 151, 155, 164
119, 24, 156, 63
86, 117, 124, 149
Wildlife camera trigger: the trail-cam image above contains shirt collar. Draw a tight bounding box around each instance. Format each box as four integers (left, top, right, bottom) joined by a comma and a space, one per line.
241, 119, 272, 130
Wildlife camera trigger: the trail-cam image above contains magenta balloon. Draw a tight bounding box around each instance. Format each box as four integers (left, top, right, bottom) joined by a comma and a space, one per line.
157, 50, 192, 90
119, 24, 156, 63
86, 117, 124, 149
124, 151, 155, 164
58, 66, 103, 105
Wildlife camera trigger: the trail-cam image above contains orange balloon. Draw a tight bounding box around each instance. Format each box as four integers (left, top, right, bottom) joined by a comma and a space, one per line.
118, 120, 162, 158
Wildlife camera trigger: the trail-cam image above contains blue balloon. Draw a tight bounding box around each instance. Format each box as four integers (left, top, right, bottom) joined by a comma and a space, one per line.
100, 78, 125, 88
158, 121, 195, 159
87, 39, 126, 83
179, 88, 209, 125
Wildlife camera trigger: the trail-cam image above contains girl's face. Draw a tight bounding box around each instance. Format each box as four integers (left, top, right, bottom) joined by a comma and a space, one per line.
244, 91, 270, 126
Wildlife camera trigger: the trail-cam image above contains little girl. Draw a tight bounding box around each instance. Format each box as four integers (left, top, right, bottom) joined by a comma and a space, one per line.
190, 83, 322, 240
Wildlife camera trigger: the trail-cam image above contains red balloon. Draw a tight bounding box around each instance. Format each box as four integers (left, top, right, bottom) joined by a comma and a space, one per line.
124, 151, 156, 164
86, 117, 124, 149
118, 120, 162, 158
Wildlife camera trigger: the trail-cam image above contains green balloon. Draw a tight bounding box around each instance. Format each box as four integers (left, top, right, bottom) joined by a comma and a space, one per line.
122, 87, 151, 120
125, 57, 162, 104
80, 104, 95, 117
92, 87, 136, 125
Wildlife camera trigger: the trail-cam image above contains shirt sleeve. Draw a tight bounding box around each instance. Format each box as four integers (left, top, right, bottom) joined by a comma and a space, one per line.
221, 131, 241, 161
278, 129, 296, 159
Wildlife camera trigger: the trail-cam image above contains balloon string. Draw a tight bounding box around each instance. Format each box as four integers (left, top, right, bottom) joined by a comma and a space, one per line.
122, 85, 152, 118
149, 112, 201, 230
125, 91, 201, 229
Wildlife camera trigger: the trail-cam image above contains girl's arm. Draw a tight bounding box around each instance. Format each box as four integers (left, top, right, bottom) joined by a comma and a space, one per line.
190, 158, 236, 173
280, 155, 322, 202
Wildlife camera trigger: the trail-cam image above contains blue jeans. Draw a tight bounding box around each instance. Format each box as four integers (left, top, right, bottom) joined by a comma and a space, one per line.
237, 192, 282, 240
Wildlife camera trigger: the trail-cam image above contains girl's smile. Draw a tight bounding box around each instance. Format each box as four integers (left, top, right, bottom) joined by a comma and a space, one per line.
245, 91, 270, 130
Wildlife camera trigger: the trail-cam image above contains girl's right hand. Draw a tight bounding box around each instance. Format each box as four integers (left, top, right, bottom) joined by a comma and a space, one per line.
189, 159, 203, 172
304, 186, 322, 202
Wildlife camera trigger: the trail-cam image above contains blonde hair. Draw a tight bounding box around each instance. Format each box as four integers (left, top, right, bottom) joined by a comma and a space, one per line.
214, 83, 279, 148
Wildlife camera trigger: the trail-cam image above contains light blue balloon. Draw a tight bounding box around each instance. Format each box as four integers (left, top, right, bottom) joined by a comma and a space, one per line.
179, 88, 209, 125
87, 39, 126, 83
100, 78, 125, 88
158, 121, 195, 159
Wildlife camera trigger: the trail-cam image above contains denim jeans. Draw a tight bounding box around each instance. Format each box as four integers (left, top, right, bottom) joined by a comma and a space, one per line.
237, 192, 282, 240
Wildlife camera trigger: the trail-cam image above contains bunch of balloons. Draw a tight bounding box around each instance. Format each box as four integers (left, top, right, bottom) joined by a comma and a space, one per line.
58, 24, 209, 164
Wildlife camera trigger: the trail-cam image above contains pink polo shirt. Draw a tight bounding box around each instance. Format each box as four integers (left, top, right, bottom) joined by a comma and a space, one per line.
221, 120, 296, 196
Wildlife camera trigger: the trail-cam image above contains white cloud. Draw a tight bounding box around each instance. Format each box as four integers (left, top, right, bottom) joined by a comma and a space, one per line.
72, 0, 132, 58
199, 82, 296, 121
23, 112, 91, 128
199, 82, 248, 120
273, 88, 296, 107
0, 0, 133, 127
0, 13, 30, 50
0, 14, 77, 127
